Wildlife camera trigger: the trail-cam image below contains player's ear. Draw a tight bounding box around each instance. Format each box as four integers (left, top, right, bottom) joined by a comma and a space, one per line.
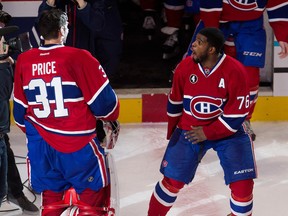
209, 46, 216, 54
60, 27, 65, 36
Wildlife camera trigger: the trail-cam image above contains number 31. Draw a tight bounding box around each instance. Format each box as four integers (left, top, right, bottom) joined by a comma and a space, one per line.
29, 77, 68, 118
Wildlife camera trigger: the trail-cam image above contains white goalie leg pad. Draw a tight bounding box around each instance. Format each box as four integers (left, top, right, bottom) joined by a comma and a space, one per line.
106, 152, 119, 215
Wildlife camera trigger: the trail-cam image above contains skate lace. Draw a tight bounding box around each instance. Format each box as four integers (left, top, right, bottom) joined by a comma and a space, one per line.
143, 16, 156, 30
164, 32, 178, 47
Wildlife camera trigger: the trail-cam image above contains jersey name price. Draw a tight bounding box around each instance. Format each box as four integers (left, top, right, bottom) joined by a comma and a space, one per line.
32, 61, 57, 76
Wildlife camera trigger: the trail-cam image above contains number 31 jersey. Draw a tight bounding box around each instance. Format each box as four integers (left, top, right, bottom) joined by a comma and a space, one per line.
167, 54, 249, 140
13, 45, 119, 153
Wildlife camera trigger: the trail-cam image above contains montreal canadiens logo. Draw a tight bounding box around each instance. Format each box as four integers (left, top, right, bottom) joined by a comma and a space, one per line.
162, 160, 168, 168
228, 0, 258, 11
190, 96, 223, 119
189, 74, 198, 84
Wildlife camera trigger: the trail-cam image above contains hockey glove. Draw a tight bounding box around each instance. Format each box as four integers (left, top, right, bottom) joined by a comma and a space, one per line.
96, 120, 120, 149
96, 120, 106, 143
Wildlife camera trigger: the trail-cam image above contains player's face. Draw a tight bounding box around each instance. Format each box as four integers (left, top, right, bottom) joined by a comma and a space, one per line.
61, 22, 69, 44
191, 34, 210, 63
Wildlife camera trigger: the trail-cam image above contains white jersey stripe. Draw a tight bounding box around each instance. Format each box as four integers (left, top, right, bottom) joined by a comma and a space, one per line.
89, 139, 108, 187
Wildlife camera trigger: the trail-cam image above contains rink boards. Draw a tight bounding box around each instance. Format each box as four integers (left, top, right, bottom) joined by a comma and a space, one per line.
115, 89, 288, 123
3, 0, 288, 123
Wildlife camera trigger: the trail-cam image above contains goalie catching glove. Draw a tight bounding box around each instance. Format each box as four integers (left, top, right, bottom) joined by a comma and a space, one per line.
96, 120, 120, 149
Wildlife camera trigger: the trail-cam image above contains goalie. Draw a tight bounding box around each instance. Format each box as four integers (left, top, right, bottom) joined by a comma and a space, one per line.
13, 9, 120, 216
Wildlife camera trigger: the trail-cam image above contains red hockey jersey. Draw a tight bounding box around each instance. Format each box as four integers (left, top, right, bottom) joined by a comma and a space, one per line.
13, 45, 119, 153
167, 54, 249, 140
200, 0, 288, 42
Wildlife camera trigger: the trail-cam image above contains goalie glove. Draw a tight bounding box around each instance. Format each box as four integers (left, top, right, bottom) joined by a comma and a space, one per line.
96, 120, 120, 149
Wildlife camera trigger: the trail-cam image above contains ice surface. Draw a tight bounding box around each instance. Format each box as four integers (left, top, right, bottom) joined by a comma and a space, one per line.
3, 121, 288, 216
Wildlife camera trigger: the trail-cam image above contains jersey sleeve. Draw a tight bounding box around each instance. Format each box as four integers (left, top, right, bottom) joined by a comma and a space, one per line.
203, 60, 249, 140
166, 62, 186, 139
199, 0, 222, 27
76, 1, 105, 33
13, 54, 28, 133
267, 0, 288, 43
38, 0, 54, 14
75, 50, 119, 121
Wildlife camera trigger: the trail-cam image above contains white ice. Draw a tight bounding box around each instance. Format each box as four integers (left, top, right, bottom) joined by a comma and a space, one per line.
3, 121, 288, 216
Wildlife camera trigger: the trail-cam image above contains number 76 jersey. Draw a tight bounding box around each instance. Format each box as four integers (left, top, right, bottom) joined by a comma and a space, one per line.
167, 54, 250, 140
13, 45, 119, 153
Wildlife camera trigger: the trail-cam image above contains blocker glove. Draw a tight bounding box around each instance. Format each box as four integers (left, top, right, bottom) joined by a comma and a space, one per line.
96, 120, 120, 149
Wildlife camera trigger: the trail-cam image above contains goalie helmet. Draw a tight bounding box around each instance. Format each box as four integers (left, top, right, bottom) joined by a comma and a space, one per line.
96, 120, 120, 149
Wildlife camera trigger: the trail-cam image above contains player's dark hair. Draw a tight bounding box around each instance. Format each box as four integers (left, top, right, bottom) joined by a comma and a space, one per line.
199, 27, 225, 54
38, 9, 68, 40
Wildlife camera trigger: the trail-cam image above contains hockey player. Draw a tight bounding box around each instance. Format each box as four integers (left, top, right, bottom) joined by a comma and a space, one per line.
147, 27, 257, 216
140, 0, 200, 59
38, 0, 123, 78
185, 0, 288, 140
13, 9, 120, 216
160, 0, 185, 59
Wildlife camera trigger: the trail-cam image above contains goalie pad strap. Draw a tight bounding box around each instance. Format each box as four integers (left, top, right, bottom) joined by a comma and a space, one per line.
41, 200, 115, 214
41, 202, 114, 212
41, 188, 115, 214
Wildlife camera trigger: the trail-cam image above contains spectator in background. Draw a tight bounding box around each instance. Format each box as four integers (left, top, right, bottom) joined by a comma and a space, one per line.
185, 0, 288, 140
0, 9, 39, 215
0, 2, 9, 207
38, 0, 123, 79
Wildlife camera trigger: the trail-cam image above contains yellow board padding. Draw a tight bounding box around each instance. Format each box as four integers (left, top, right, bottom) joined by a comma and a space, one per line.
118, 98, 142, 123
251, 96, 288, 121
10, 101, 14, 123
9, 96, 288, 123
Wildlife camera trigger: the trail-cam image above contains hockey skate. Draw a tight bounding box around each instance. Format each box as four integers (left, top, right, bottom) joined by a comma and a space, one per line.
161, 27, 180, 59
142, 11, 156, 40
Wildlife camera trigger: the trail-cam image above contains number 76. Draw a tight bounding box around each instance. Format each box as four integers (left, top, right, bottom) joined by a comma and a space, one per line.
237, 95, 250, 109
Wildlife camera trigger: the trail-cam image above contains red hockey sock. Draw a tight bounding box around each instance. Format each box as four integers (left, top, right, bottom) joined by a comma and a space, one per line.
140, 0, 157, 10
165, 8, 184, 28
148, 177, 184, 216
229, 179, 254, 216
148, 192, 172, 216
